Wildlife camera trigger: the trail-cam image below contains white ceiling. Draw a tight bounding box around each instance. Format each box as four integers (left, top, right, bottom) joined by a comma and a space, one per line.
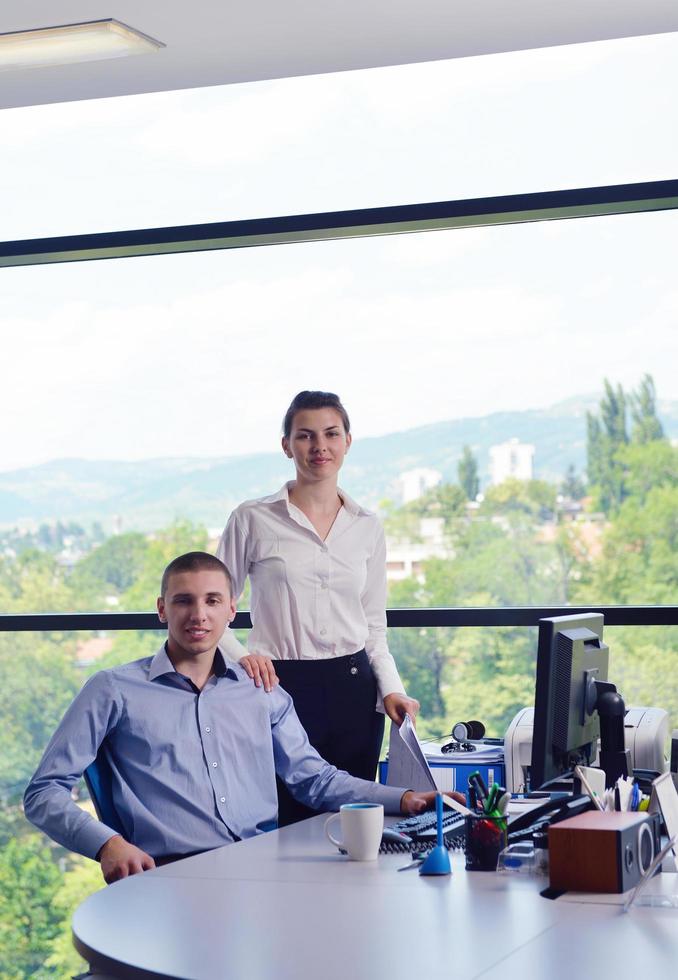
2, 0, 678, 111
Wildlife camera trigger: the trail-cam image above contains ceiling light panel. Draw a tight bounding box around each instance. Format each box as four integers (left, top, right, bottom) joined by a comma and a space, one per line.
0, 19, 165, 72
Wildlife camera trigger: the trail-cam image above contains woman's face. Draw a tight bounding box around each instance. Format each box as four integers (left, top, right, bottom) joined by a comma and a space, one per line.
282, 407, 351, 483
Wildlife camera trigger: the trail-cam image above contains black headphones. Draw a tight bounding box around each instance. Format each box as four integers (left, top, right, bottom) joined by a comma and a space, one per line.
441, 719, 486, 753
452, 720, 486, 742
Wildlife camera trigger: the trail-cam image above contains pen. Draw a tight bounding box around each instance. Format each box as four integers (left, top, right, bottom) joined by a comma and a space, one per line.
469, 771, 488, 809
630, 782, 640, 812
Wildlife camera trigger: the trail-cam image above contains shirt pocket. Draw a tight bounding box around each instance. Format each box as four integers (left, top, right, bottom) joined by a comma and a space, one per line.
251, 538, 281, 563
250, 538, 287, 586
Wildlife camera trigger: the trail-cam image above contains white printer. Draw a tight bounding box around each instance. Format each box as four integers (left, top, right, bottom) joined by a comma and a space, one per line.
504, 705, 669, 792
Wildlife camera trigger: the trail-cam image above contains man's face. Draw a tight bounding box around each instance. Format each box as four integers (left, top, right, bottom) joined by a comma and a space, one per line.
157, 568, 236, 658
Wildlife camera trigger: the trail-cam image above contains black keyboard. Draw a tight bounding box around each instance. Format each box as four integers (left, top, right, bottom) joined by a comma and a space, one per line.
380, 810, 466, 853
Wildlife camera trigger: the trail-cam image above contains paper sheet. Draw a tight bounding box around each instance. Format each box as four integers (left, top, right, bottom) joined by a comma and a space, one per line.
650, 772, 678, 853
423, 740, 503, 764
385, 716, 437, 792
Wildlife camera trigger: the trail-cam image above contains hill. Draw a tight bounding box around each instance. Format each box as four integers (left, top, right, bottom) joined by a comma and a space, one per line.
1, 396, 676, 530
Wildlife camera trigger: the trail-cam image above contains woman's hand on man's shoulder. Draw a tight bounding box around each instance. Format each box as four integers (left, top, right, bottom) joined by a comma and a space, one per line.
239, 654, 279, 693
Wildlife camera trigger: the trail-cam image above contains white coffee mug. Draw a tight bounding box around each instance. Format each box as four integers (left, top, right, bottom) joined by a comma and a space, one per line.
324, 803, 384, 861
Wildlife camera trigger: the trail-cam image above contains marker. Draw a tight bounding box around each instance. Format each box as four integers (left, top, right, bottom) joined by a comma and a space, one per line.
496, 791, 511, 816
486, 784, 506, 815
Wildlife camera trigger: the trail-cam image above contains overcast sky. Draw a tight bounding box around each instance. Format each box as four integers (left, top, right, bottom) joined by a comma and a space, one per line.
2, 31, 678, 470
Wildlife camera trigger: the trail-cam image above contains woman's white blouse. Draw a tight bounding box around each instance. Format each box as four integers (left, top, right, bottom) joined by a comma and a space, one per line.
216, 483, 405, 699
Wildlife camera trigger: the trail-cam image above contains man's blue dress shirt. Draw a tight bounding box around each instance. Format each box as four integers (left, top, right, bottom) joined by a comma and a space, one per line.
24, 645, 404, 860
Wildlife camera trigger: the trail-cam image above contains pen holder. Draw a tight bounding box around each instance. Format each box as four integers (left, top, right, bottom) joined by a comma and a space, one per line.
465, 813, 508, 872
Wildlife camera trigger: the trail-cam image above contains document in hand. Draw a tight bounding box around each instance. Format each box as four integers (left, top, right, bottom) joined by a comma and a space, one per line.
385, 715, 438, 792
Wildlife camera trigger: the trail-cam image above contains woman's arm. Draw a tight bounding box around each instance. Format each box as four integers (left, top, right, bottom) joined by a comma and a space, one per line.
216, 510, 279, 691
362, 523, 419, 725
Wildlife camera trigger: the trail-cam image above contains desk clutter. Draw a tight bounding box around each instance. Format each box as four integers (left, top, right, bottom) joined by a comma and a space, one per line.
378, 763, 678, 896
381, 808, 466, 854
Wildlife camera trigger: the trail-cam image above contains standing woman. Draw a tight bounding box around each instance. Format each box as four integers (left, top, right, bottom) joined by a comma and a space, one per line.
216, 390, 419, 825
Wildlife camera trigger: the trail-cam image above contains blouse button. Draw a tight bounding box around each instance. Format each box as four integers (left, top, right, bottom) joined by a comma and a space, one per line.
320, 627, 327, 636
350, 667, 358, 676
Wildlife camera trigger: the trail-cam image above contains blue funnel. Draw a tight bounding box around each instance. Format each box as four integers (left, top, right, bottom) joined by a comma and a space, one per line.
419, 793, 451, 876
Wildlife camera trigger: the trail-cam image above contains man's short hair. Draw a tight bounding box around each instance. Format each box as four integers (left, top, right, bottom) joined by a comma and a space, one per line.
161, 552, 233, 598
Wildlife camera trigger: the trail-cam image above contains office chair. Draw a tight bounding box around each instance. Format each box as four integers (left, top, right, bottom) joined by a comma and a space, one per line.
84, 750, 126, 836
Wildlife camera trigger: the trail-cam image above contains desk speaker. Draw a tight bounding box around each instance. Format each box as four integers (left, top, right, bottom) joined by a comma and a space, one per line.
548, 811, 661, 893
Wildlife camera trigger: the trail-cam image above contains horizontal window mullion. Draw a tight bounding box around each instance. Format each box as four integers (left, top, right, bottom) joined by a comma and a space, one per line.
2, 179, 678, 268
1, 606, 677, 632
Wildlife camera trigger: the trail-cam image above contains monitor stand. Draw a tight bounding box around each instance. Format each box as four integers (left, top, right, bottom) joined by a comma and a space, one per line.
595, 680, 632, 787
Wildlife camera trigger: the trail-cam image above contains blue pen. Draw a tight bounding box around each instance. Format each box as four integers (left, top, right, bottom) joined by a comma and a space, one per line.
630, 782, 640, 812
436, 792, 444, 847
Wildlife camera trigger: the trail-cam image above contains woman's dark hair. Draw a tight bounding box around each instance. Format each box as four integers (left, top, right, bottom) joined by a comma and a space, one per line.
282, 391, 351, 439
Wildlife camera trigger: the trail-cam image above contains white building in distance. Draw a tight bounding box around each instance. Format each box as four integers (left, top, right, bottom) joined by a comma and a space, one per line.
386, 517, 450, 581
396, 467, 442, 504
489, 438, 535, 484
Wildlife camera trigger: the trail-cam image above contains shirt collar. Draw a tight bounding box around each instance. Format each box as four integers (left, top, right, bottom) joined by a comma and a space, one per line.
149, 644, 238, 682
268, 482, 373, 517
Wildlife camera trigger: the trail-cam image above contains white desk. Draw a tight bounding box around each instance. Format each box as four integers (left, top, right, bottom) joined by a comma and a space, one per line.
73, 815, 678, 980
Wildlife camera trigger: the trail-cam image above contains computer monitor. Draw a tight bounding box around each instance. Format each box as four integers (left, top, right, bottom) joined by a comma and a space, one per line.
530, 612, 630, 791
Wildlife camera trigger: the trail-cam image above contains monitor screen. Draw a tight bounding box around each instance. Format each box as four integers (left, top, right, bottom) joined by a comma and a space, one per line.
530, 612, 608, 791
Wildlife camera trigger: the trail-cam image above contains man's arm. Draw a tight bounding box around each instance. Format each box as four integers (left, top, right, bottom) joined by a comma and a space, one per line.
24, 670, 126, 861
269, 688, 416, 814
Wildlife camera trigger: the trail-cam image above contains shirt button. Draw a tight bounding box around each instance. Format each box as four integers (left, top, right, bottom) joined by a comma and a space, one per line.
220, 797, 226, 804
320, 628, 327, 636
320, 544, 328, 553
205, 727, 211, 733
212, 762, 218, 768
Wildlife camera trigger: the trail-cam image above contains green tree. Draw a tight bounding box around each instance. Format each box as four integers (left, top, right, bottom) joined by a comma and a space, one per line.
70, 531, 148, 596
630, 373, 664, 444
44, 857, 104, 978
587, 379, 629, 513
582, 484, 678, 605
0, 550, 76, 613
457, 445, 479, 501
0, 634, 80, 803
601, 379, 628, 446
120, 521, 207, 610
412, 483, 466, 524
615, 440, 677, 505
0, 835, 63, 979
560, 464, 586, 501
481, 478, 556, 521
443, 618, 536, 737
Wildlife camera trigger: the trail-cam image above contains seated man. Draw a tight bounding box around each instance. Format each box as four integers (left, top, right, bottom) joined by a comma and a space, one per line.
25, 552, 443, 883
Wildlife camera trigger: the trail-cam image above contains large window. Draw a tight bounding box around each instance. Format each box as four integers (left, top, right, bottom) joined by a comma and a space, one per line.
2, 33, 678, 977
1, 209, 677, 612
4, 31, 678, 240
